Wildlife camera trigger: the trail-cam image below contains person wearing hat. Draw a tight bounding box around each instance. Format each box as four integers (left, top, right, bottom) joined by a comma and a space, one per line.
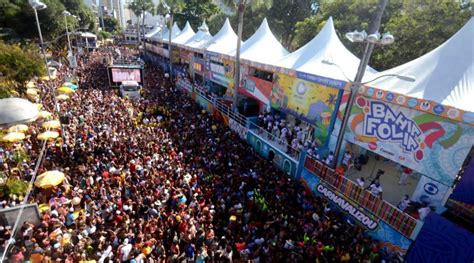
65, 208, 75, 228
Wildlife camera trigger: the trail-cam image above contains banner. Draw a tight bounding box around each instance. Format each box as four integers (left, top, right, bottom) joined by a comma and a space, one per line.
300, 169, 412, 251
271, 73, 340, 143
241, 76, 272, 105
342, 96, 474, 185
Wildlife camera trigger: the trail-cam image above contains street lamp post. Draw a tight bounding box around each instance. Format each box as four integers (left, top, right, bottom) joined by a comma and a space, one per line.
29, 0, 65, 136
330, 0, 389, 168
63, 10, 73, 55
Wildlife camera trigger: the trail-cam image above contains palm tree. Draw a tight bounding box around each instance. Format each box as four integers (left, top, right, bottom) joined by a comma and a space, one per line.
157, 0, 185, 79
129, 0, 155, 46
223, 0, 273, 111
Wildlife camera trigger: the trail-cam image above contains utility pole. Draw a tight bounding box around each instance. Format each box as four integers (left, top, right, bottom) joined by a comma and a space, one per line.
331, 0, 388, 168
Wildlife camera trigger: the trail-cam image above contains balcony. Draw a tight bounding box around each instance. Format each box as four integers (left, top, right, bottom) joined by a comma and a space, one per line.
303, 156, 422, 238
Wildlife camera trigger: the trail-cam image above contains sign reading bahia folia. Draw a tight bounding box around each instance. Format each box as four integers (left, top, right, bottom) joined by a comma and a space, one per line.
364, 101, 422, 153
317, 184, 378, 230
344, 96, 474, 185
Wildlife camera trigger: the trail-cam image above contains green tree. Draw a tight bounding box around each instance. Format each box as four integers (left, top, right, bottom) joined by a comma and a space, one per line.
104, 16, 120, 33
157, 0, 186, 79
222, 0, 273, 110
293, 0, 470, 70
0, 0, 95, 43
378, 1, 471, 70
173, 0, 220, 30
0, 41, 45, 98
129, 0, 155, 44
268, 0, 319, 50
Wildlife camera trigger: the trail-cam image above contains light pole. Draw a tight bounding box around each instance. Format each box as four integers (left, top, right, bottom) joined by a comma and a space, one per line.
330, 0, 392, 168
29, 0, 64, 134
63, 10, 73, 55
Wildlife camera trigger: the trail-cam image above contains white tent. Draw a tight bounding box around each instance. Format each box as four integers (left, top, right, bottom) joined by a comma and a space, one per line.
173, 21, 195, 45
230, 18, 289, 65
277, 17, 376, 82
205, 18, 242, 55
183, 21, 213, 50
145, 26, 163, 39
150, 26, 167, 41
161, 22, 182, 42
368, 18, 474, 113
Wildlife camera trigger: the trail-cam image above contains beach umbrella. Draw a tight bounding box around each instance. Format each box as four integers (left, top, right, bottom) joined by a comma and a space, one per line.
64, 83, 78, 90
1, 132, 25, 142
37, 131, 59, 140
35, 170, 65, 188
56, 94, 70, 101
57, 87, 75, 94
0, 98, 39, 128
26, 82, 36, 88
33, 103, 43, 110
26, 88, 39, 96
42, 120, 61, 129
8, 124, 29, 133
38, 111, 52, 119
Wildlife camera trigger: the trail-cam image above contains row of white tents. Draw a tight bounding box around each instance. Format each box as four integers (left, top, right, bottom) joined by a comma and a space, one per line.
145, 17, 474, 116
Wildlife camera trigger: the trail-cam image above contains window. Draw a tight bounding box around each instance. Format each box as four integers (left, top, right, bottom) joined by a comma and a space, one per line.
194, 52, 204, 59
250, 68, 273, 82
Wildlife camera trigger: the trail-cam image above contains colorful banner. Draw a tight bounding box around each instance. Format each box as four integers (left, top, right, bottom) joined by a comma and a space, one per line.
342, 96, 474, 185
300, 169, 412, 252
241, 76, 272, 105
358, 86, 474, 125
272, 73, 340, 144
412, 176, 450, 212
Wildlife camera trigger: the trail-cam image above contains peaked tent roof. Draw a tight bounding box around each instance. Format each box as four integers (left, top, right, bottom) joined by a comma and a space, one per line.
230, 18, 289, 65
173, 21, 196, 45
145, 26, 163, 39
151, 26, 167, 40
205, 18, 242, 54
183, 21, 213, 50
277, 17, 376, 82
369, 18, 474, 113
161, 22, 182, 42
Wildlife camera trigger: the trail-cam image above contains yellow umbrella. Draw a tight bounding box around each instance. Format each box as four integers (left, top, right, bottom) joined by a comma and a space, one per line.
57, 86, 75, 94
26, 88, 39, 96
37, 131, 59, 140
42, 120, 61, 129
8, 124, 29, 133
34, 103, 43, 110
38, 110, 52, 119
56, 94, 70, 101
35, 170, 65, 188
40, 76, 50, 81
39, 203, 51, 213
1, 132, 25, 142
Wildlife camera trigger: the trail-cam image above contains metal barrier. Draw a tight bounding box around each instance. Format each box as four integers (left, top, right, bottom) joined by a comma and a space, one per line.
304, 156, 418, 238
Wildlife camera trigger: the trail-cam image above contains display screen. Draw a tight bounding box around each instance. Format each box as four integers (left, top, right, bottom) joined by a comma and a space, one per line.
111, 68, 141, 82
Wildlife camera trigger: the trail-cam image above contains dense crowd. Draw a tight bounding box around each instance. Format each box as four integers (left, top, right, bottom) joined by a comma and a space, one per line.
1, 47, 385, 262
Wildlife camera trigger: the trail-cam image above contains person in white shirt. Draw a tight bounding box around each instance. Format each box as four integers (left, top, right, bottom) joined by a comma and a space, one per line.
119, 238, 132, 262
418, 204, 431, 220
356, 177, 365, 188
369, 182, 383, 197
397, 195, 411, 211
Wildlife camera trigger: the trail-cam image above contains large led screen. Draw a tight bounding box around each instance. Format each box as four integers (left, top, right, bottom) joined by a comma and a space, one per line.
111, 68, 141, 82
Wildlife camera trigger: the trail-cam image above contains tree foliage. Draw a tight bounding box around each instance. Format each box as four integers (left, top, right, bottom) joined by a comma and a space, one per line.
172, 0, 220, 30
0, 41, 45, 98
293, 0, 471, 70
267, 0, 318, 49
0, 0, 95, 42
104, 16, 120, 33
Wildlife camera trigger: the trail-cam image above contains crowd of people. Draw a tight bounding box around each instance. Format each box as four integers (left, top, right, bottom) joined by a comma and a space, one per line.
0, 47, 387, 262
